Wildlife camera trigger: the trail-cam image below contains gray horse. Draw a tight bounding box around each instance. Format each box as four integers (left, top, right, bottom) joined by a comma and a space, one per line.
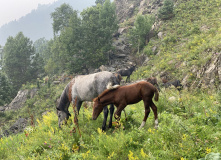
56, 71, 121, 131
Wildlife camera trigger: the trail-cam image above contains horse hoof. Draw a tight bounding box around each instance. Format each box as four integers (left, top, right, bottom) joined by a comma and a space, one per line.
102, 127, 106, 131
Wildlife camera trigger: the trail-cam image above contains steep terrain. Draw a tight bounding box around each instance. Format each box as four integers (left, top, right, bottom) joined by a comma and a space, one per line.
114, 0, 221, 89
0, 0, 220, 159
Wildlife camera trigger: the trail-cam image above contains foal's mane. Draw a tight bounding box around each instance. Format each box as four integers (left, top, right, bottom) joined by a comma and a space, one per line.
93, 85, 120, 102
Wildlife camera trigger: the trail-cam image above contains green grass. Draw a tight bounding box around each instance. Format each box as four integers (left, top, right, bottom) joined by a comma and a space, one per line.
1, 0, 221, 159
0, 89, 220, 159
133, 0, 221, 84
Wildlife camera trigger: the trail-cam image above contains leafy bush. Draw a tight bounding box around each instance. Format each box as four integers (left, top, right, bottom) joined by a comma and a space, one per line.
158, 0, 174, 20
128, 14, 155, 53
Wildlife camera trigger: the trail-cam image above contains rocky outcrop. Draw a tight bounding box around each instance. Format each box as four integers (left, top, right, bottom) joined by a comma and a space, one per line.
115, 0, 142, 23
5, 88, 38, 111
115, 0, 163, 23
2, 118, 28, 137
195, 53, 221, 89
181, 53, 221, 89
0, 88, 39, 137
112, 0, 164, 70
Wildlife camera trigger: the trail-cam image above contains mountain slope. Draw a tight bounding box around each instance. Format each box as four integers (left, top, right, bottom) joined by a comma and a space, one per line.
114, 0, 221, 89
0, 0, 221, 159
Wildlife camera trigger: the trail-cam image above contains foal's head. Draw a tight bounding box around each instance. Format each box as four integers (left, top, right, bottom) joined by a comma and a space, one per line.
92, 97, 104, 120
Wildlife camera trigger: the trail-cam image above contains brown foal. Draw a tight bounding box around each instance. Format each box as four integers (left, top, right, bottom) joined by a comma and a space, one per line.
92, 81, 159, 129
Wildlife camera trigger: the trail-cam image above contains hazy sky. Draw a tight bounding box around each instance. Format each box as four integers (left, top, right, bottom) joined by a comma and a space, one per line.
0, 0, 58, 27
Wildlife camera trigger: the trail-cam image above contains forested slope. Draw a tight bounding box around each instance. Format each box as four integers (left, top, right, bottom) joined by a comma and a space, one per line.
0, 0, 220, 159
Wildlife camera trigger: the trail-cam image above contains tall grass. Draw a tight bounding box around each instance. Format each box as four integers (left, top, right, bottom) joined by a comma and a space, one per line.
0, 89, 220, 159
1, 0, 221, 159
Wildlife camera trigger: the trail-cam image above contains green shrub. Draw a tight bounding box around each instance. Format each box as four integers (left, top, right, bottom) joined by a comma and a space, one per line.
158, 0, 174, 20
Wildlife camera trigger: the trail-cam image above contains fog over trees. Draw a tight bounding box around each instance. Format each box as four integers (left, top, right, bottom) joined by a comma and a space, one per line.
0, 0, 95, 46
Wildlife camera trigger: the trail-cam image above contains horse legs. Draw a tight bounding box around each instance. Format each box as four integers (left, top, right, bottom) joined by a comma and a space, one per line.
139, 99, 151, 129
74, 100, 82, 123
123, 109, 127, 121
114, 106, 123, 121
76, 100, 82, 114
150, 102, 158, 129
113, 105, 126, 129
102, 106, 108, 131
125, 75, 130, 83
108, 104, 115, 128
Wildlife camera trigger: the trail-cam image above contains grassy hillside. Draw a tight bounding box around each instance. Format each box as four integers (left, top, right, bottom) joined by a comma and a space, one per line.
132, 0, 221, 87
0, 0, 221, 159
0, 87, 220, 159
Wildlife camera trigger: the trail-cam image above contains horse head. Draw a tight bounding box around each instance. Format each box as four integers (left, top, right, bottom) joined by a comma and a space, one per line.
56, 82, 72, 127
92, 97, 104, 120
57, 109, 71, 128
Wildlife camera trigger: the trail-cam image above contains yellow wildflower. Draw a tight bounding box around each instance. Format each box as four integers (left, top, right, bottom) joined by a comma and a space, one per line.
97, 128, 102, 134
82, 150, 91, 159
140, 148, 148, 158
206, 147, 211, 154
148, 128, 152, 133
128, 151, 138, 160
182, 134, 187, 141
108, 152, 115, 159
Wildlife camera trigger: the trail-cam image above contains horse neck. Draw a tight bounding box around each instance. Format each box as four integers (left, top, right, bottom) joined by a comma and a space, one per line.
57, 82, 71, 111
130, 66, 135, 73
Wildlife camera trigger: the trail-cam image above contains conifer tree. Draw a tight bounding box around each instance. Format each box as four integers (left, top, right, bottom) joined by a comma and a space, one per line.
3, 32, 35, 91
0, 72, 13, 105
158, 0, 174, 20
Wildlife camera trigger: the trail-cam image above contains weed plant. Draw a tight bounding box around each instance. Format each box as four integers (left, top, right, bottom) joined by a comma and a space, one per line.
0, 88, 220, 159
1, 0, 221, 159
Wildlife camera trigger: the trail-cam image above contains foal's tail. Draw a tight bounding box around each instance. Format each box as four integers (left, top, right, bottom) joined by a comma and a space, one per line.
154, 88, 159, 102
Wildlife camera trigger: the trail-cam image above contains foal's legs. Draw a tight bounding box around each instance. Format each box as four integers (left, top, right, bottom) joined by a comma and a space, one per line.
150, 102, 158, 129
139, 99, 151, 129
113, 105, 127, 129
114, 105, 125, 121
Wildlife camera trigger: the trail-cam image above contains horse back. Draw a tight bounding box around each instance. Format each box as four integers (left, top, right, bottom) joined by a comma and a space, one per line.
72, 74, 97, 101
73, 71, 118, 101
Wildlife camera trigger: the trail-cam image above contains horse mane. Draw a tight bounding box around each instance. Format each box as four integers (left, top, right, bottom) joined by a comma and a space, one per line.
93, 84, 120, 102
106, 82, 120, 89
57, 79, 75, 111
56, 82, 71, 111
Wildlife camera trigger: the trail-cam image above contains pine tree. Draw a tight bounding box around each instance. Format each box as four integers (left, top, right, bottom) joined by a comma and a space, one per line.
128, 14, 154, 52
3, 32, 35, 91
0, 72, 13, 105
158, 0, 174, 20
51, 3, 74, 36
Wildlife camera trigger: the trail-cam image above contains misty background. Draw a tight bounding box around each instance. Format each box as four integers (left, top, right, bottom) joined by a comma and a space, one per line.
0, 0, 95, 46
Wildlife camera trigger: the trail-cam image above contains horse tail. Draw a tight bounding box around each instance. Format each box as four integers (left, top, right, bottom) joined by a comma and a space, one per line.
154, 88, 159, 102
